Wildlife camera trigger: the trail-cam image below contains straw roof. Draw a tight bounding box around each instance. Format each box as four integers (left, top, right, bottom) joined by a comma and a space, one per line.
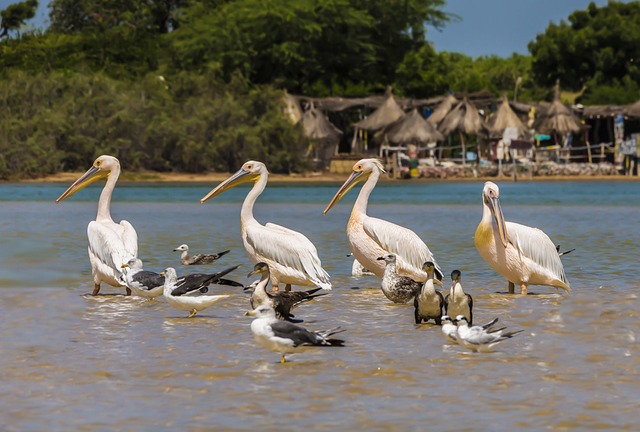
427, 93, 458, 125
383, 108, 444, 145
624, 98, 640, 118
301, 106, 343, 142
534, 81, 582, 134
438, 97, 487, 136
353, 92, 405, 131
488, 96, 527, 137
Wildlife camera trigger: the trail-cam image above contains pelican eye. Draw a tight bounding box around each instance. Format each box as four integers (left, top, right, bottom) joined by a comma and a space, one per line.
95, 160, 101, 167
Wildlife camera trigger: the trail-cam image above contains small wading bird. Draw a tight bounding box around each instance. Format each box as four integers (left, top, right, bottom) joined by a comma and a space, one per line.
414, 261, 445, 325
246, 305, 345, 363
440, 315, 501, 345
246, 262, 328, 322
161, 266, 241, 317
201, 161, 331, 292
173, 244, 231, 266
120, 258, 165, 299
377, 254, 422, 304
444, 270, 473, 325
347, 253, 374, 277
55, 155, 137, 296
324, 158, 442, 283
474, 181, 570, 295
455, 315, 522, 353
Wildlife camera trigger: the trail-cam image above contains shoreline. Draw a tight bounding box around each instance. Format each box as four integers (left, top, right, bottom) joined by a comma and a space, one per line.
14, 170, 640, 184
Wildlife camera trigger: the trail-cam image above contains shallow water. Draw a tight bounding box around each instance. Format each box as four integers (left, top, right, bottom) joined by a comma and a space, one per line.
1, 180, 639, 430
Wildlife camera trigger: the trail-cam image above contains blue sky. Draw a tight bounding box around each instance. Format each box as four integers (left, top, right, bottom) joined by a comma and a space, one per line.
0, 0, 629, 58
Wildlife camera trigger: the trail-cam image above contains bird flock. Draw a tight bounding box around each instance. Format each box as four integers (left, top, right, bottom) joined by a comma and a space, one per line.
55, 155, 573, 362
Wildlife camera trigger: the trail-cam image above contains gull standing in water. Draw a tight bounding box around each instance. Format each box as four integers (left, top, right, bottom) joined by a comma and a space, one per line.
455, 315, 522, 353
324, 159, 442, 282
56, 155, 137, 296
161, 266, 240, 317
377, 254, 422, 304
440, 315, 501, 345
245, 262, 328, 321
348, 253, 374, 277
444, 270, 473, 325
173, 244, 231, 266
246, 305, 345, 363
474, 182, 570, 295
120, 258, 165, 299
414, 261, 445, 325
201, 161, 331, 292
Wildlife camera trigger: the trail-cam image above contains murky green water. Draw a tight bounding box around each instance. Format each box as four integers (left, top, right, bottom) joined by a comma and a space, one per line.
1, 180, 639, 430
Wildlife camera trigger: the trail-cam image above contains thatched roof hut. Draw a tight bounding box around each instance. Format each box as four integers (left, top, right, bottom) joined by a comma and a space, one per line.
383, 109, 444, 145
534, 81, 582, 135
438, 97, 486, 136
488, 96, 527, 138
301, 106, 343, 142
353, 92, 405, 131
624, 98, 640, 119
427, 93, 458, 125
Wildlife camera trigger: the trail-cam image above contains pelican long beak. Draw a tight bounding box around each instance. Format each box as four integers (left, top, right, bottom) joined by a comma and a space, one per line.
488, 195, 508, 248
200, 168, 258, 203
323, 170, 365, 214
55, 166, 109, 203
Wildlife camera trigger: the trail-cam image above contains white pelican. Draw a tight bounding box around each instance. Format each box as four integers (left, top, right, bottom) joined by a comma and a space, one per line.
200, 161, 331, 291
324, 158, 442, 282
474, 181, 570, 295
55, 155, 138, 295
246, 304, 345, 363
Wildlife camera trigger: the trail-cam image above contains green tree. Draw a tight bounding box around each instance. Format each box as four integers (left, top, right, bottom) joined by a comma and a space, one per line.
529, 1, 640, 103
0, 0, 38, 39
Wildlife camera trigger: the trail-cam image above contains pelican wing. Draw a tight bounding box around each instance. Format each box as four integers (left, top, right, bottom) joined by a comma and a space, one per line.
505, 221, 569, 286
363, 216, 440, 274
87, 221, 135, 272
119, 220, 138, 259
246, 224, 331, 289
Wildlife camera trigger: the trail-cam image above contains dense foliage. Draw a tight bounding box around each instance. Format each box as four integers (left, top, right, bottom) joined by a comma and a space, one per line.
0, 0, 638, 179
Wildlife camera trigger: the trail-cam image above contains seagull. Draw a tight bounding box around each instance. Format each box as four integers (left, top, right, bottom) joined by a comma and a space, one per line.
120, 258, 165, 299
173, 244, 231, 266
245, 262, 328, 322
556, 245, 576, 257
440, 315, 459, 343
440, 315, 501, 345
414, 261, 445, 325
444, 270, 473, 325
474, 181, 570, 294
55, 155, 137, 296
161, 266, 240, 317
455, 315, 522, 353
246, 305, 345, 363
377, 254, 422, 304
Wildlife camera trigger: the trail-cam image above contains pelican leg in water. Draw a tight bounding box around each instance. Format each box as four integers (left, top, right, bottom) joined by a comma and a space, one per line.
56, 155, 138, 296
201, 161, 331, 292
324, 158, 442, 283
474, 181, 570, 295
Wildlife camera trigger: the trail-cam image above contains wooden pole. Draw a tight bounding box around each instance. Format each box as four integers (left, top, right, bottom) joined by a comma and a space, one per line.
460, 131, 466, 166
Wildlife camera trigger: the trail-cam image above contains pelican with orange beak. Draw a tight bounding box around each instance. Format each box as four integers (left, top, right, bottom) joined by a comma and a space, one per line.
474, 181, 570, 295
324, 158, 442, 283
201, 161, 331, 292
55, 155, 138, 295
